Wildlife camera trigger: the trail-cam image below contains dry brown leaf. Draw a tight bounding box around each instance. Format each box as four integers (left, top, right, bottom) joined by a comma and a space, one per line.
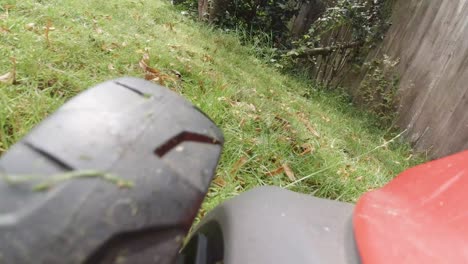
168, 45, 182, 53
296, 112, 320, 138
265, 166, 284, 177
0, 5, 13, 21
0, 26, 10, 33
337, 167, 350, 178
176, 56, 191, 64
299, 143, 315, 156
0, 57, 16, 84
321, 115, 331, 122
3, 4, 15, 10
132, 13, 141, 21
140, 53, 161, 79
274, 115, 289, 124
234, 177, 246, 187
138, 53, 179, 87
274, 115, 292, 131
202, 54, 214, 63
0, 72, 13, 84
181, 65, 190, 74
232, 101, 257, 112
213, 176, 226, 187
44, 20, 53, 47
278, 136, 291, 144
239, 117, 246, 127
230, 156, 248, 176
108, 64, 115, 70
170, 69, 182, 79
24, 23, 35, 31
282, 164, 296, 181
139, 53, 160, 74
185, 50, 196, 58
101, 42, 120, 52
164, 23, 175, 31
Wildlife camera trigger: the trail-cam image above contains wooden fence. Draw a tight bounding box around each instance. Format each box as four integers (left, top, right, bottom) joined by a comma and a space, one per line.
360, 0, 468, 158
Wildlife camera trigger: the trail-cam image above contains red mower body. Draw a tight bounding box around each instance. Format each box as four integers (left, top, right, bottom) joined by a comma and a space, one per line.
354, 151, 468, 264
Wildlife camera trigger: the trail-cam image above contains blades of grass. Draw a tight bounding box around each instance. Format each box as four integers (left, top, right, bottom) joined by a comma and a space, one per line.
0, 170, 134, 191
284, 129, 408, 189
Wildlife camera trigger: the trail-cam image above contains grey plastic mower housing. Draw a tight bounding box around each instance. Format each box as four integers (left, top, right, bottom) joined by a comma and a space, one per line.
181, 186, 360, 264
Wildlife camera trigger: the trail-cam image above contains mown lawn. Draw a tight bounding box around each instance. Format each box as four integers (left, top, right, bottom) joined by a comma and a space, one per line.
0, 0, 424, 213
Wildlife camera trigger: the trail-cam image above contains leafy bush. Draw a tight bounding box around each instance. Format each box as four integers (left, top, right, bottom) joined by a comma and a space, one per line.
358, 55, 400, 127
179, 0, 304, 42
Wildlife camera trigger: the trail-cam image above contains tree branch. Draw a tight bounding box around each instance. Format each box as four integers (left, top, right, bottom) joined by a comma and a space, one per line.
288, 41, 361, 57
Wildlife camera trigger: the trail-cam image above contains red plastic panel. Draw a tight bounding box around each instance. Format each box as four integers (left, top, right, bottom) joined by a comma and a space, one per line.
354, 151, 468, 264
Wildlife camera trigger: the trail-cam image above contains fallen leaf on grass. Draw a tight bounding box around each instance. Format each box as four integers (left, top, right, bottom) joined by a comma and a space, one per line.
231, 101, 257, 112
185, 50, 196, 58
299, 143, 315, 156
164, 23, 175, 31
213, 176, 226, 187
24, 22, 35, 31
337, 167, 350, 179
3, 4, 15, 10
0, 57, 16, 84
0, 5, 14, 21
142, 57, 159, 74
265, 166, 284, 177
198, 208, 207, 219
282, 163, 296, 181
139, 52, 175, 85
275, 115, 293, 130
239, 117, 246, 127
101, 42, 120, 52
132, 13, 142, 21
296, 112, 320, 138
230, 156, 248, 176
168, 45, 182, 53
202, 54, 214, 63
176, 56, 191, 64
44, 20, 54, 47
0, 26, 10, 33
170, 69, 182, 79
108, 63, 115, 70
278, 136, 292, 144
321, 115, 331, 122
0, 72, 13, 84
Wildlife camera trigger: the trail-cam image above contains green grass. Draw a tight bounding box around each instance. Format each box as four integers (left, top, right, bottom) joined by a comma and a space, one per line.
0, 0, 424, 214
